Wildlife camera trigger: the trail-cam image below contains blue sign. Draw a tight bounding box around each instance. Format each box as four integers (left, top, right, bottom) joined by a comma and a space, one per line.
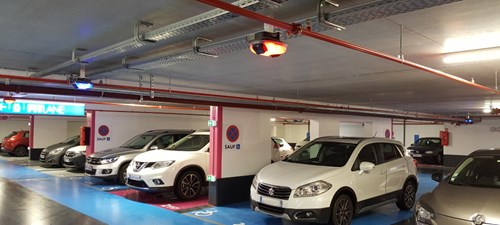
0, 100, 85, 116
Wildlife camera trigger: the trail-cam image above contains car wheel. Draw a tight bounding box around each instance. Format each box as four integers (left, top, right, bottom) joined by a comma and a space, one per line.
13, 146, 28, 157
117, 162, 130, 185
174, 170, 202, 201
396, 181, 416, 210
331, 194, 353, 225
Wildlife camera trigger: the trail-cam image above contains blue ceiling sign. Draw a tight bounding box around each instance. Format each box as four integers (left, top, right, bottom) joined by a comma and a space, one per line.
0, 100, 85, 116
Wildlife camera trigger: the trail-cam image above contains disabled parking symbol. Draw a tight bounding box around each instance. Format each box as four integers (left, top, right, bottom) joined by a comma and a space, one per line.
226, 125, 239, 143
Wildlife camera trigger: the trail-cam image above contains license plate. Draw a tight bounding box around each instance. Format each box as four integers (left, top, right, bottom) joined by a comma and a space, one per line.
259, 196, 283, 208
128, 174, 141, 181
412, 154, 422, 158
40, 155, 45, 159
85, 164, 92, 171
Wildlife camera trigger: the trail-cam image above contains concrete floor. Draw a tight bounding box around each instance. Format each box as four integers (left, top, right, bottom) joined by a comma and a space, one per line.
0, 153, 446, 225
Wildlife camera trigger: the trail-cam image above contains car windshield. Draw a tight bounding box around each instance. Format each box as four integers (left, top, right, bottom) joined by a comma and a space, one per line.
62, 135, 79, 144
448, 155, 500, 188
5, 131, 17, 138
285, 141, 356, 167
414, 138, 440, 146
166, 134, 209, 151
120, 134, 156, 149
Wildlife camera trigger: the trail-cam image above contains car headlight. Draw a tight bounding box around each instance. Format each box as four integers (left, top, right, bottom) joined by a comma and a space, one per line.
415, 201, 436, 225
49, 147, 65, 155
294, 180, 332, 198
100, 157, 119, 164
152, 160, 175, 169
252, 174, 259, 189
425, 151, 434, 154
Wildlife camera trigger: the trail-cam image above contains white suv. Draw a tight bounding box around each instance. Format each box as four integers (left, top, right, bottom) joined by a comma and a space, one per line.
250, 137, 418, 225
126, 131, 209, 200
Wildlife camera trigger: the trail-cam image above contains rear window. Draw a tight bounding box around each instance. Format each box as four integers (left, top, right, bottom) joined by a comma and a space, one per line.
5, 132, 17, 138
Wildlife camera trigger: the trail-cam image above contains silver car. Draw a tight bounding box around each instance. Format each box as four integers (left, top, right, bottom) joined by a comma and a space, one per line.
415, 149, 500, 225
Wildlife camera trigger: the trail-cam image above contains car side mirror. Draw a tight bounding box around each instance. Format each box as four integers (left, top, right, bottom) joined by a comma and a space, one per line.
410, 143, 415, 146
359, 162, 375, 174
431, 172, 443, 182
149, 145, 159, 150
279, 143, 284, 147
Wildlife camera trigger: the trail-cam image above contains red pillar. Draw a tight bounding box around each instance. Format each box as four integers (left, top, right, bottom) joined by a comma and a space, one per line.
209, 106, 222, 179
29, 115, 34, 150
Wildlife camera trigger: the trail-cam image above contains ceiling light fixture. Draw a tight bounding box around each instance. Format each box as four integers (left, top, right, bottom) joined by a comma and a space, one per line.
71, 78, 94, 90
249, 31, 287, 57
443, 32, 500, 64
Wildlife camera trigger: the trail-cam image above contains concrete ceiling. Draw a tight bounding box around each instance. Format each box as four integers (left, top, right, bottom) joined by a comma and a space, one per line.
1, 0, 500, 119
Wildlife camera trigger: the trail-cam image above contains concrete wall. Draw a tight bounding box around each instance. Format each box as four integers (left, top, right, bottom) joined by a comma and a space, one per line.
67, 121, 86, 138
271, 124, 308, 144
444, 118, 500, 155
33, 117, 68, 148
393, 124, 444, 147
0, 119, 30, 138
93, 111, 208, 152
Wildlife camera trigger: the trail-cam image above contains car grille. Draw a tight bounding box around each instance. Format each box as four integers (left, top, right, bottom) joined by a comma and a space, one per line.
65, 151, 76, 157
257, 183, 292, 200
127, 179, 148, 188
85, 169, 96, 175
87, 157, 101, 165
132, 161, 154, 172
258, 203, 285, 214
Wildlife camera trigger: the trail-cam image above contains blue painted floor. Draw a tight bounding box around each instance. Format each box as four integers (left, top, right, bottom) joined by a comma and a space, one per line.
0, 157, 444, 225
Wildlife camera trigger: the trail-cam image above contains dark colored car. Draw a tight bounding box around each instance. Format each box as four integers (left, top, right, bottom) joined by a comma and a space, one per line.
40, 135, 80, 167
415, 149, 500, 225
407, 137, 443, 164
86, 129, 194, 184
63, 145, 86, 170
1, 130, 30, 156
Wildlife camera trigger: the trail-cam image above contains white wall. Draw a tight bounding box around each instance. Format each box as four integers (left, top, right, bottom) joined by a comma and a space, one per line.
444, 118, 500, 155
33, 117, 68, 148
393, 124, 444, 147
271, 124, 308, 143
0, 119, 30, 138
219, 107, 393, 178
93, 112, 208, 152
340, 122, 373, 137
67, 120, 85, 138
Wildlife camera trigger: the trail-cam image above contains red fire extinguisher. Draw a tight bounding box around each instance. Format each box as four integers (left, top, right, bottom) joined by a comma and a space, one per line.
440, 129, 449, 146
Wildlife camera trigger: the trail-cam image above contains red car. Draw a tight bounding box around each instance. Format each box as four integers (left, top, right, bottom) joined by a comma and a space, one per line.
1, 130, 30, 156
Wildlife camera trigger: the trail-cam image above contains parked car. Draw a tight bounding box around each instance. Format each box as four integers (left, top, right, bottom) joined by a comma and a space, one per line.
85, 129, 194, 184
1, 130, 30, 156
407, 137, 443, 164
126, 131, 210, 200
40, 135, 80, 167
415, 149, 500, 225
294, 139, 310, 150
250, 137, 418, 225
271, 137, 294, 162
63, 145, 87, 170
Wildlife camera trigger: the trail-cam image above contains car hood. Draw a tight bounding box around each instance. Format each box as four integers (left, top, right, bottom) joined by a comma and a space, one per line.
42, 142, 77, 153
67, 145, 86, 153
90, 147, 142, 158
256, 161, 343, 189
421, 182, 500, 224
133, 150, 195, 162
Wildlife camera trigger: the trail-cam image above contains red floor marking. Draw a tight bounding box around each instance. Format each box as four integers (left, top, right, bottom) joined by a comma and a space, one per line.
109, 189, 208, 211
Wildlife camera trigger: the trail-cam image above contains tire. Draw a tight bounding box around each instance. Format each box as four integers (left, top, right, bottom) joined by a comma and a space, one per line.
396, 181, 416, 210
174, 170, 202, 201
13, 146, 28, 157
331, 194, 353, 225
117, 162, 130, 185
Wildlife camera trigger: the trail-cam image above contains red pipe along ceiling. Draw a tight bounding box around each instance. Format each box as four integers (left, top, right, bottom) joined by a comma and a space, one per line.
0, 74, 461, 121
197, 0, 500, 95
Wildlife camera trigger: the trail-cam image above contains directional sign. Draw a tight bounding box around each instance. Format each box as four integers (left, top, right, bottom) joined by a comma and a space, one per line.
208, 120, 217, 127
0, 100, 85, 116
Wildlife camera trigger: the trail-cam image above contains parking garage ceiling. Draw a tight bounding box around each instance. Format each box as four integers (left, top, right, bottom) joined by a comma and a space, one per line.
1, 0, 500, 119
